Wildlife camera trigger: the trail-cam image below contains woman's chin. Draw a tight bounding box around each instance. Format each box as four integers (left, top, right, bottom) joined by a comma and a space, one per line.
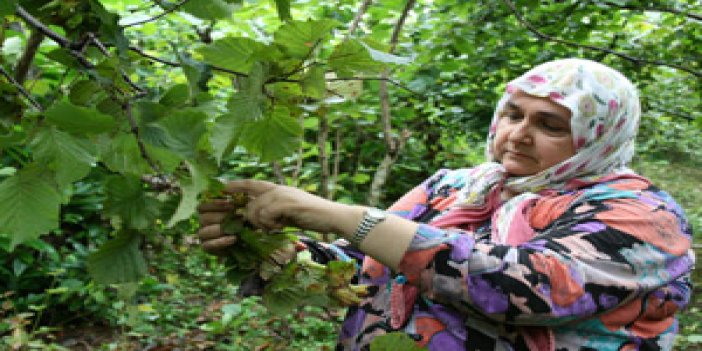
502, 162, 538, 176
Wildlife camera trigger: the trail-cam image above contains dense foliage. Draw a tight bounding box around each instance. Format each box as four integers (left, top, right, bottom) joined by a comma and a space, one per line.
1, 0, 700, 349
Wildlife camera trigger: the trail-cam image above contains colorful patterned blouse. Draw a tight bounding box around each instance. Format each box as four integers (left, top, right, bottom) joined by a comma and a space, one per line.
310, 168, 694, 351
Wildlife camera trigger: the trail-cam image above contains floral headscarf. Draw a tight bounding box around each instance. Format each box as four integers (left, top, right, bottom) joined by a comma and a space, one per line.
434, 58, 643, 244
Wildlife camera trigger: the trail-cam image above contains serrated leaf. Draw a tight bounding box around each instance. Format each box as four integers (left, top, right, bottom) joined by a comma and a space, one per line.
210, 112, 247, 164
87, 230, 147, 284
197, 37, 267, 73
359, 41, 412, 65
301, 66, 326, 99
272, 0, 291, 21
31, 126, 96, 187
100, 134, 154, 175
69, 80, 104, 106
181, 0, 234, 20
328, 40, 385, 77
174, 46, 212, 100
150, 108, 207, 159
239, 106, 302, 161
370, 332, 426, 351
225, 61, 268, 122
159, 84, 190, 108
103, 175, 161, 230
326, 75, 363, 101
273, 19, 339, 59
45, 101, 116, 135
167, 160, 214, 227
0, 166, 61, 249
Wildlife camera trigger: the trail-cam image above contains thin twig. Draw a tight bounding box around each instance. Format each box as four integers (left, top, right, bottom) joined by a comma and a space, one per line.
121, 0, 190, 27
14, 29, 44, 84
601, 0, 702, 21
327, 77, 419, 95
367, 0, 416, 206
0, 66, 44, 111
345, 0, 373, 41
501, 0, 702, 79
317, 114, 330, 200
281, 39, 323, 79
291, 114, 305, 187
329, 127, 342, 200
271, 161, 286, 184
123, 102, 161, 174
16, 6, 149, 96
129, 46, 247, 77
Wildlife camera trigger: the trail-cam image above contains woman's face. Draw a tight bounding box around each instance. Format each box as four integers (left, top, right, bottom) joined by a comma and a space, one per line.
493, 91, 575, 176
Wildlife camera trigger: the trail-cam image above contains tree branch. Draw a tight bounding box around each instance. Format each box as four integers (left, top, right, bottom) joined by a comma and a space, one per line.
502, 0, 702, 79
16, 6, 148, 96
129, 46, 247, 77
601, 0, 702, 21
327, 76, 420, 95
317, 114, 330, 200
368, 0, 416, 206
0, 66, 43, 111
329, 128, 342, 200
14, 29, 44, 84
123, 102, 161, 174
345, 0, 373, 41
121, 0, 190, 27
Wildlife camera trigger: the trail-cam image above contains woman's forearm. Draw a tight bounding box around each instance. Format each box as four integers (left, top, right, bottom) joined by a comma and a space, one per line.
332, 204, 418, 270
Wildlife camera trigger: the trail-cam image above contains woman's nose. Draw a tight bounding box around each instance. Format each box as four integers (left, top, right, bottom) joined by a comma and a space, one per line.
508, 119, 533, 144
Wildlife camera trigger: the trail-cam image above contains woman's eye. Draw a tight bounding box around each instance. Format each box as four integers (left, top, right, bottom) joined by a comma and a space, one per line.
542, 122, 567, 133
506, 113, 522, 121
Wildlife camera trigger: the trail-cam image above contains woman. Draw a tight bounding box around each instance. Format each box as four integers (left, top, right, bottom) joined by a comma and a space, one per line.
197, 58, 694, 350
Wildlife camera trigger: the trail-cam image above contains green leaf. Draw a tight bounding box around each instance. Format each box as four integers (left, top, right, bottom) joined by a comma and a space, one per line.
159, 84, 190, 108
150, 108, 207, 159
103, 175, 161, 230
100, 134, 154, 175
239, 106, 302, 161
0, 166, 61, 249
360, 41, 412, 65
173, 46, 212, 100
328, 40, 385, 76
301, 66, 326, 99
87, 230, 147, 284
31, 126, 96, 187
197, 37, 267, 73
273, 19, 339, 59
69, 80, 104, 106
210, 112, 247, 164
167, 160, 214, 227
0, 128, 26, 149
225, 61, 268, 121
0, 0, 18, 17
181, 0, 234, 20
327, 77, 363, 101
45, 101, 116, 135
272, 0, 291, 21
370, 332, 426, 351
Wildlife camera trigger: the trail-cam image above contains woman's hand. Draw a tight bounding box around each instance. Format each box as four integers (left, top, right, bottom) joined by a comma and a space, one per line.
196, 198, 240, 256
224, 179, 360, 235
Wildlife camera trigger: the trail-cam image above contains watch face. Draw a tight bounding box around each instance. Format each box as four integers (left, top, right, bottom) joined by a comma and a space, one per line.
366, 208, 387, 220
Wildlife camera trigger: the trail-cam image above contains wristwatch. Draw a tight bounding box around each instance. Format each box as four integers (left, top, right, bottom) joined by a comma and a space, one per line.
350, 207, 388, 247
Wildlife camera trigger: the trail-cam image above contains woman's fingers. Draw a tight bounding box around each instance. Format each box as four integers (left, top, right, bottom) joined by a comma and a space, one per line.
197, 199, 237, 212
201, 235, 237, 255
198, 224, 224, 240
199, 211, 228, 226
224, 179, 277, 197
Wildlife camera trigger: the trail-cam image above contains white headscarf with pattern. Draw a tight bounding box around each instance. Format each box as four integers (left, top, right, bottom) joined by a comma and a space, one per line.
443, 58, 642, 243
